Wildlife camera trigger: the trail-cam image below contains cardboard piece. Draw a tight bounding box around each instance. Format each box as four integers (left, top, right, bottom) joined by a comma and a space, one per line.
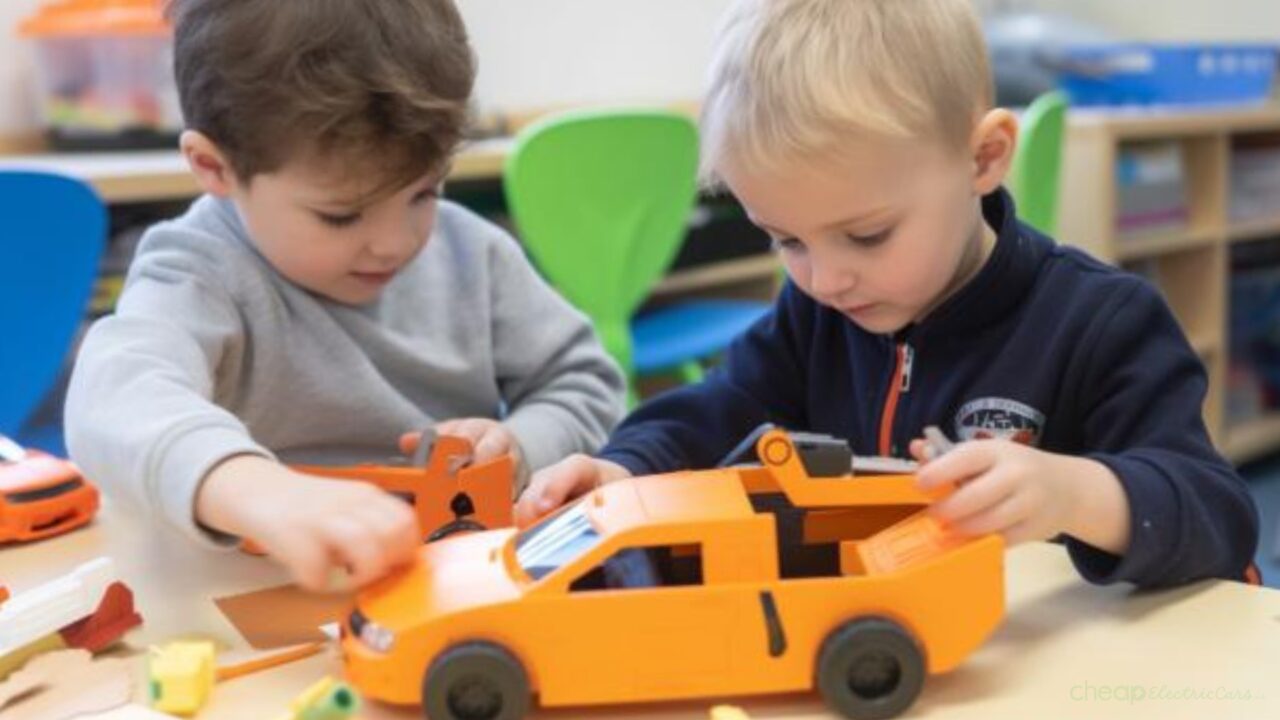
0, 649, 131, 720
214, 585, 352, 650
0, 663, 46, 712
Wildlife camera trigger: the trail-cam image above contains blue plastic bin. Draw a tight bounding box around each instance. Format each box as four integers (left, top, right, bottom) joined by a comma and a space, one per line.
1058, 44, 1278, 108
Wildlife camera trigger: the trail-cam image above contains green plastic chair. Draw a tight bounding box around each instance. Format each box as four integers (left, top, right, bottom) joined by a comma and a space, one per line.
1007, 91, 1068, 235
505, 108, 768, 401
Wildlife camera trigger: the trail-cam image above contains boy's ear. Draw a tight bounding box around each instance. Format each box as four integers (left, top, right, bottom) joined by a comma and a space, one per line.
969, 109, 1019, 196
180, 130, 240, 197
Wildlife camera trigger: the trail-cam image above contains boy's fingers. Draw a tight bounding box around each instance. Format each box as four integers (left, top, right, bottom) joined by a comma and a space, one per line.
929, 470, 1012, 524
438, 419, 489, 447
948, 493, 1025, 538
908, 439, 930, 464
473, 427, 512, 462
537, 457, 600, 509
354, 499, 421, 560
513, 492, 539, 528
916, 442, 995, 492
398, 431, 421, 456
516, 456, 599, 527
275, 535, 332, 592
320, 517, 389, 587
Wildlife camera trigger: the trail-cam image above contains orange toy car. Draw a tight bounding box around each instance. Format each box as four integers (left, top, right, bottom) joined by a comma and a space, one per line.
0, 435, 99, 543
341, 429, 1004, 720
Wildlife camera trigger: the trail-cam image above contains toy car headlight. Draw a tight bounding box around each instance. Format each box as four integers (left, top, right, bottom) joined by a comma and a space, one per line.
349, 608, 395, 653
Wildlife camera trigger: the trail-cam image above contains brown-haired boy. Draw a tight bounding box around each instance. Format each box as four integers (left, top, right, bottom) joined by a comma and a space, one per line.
66, 0, 625, 590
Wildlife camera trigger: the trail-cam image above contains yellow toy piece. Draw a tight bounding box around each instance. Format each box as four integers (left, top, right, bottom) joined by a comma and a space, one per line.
272, 676, 360, 720
709, 705, 751, 720
148, 641, 215, 716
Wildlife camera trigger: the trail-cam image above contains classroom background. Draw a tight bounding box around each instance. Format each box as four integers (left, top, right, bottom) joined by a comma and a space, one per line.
5, 0, 1280, 570
4, 2, 1280, 717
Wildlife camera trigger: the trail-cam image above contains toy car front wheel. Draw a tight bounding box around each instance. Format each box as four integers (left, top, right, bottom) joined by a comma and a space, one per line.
423, 642, 530, 720
816, 618, 925, 720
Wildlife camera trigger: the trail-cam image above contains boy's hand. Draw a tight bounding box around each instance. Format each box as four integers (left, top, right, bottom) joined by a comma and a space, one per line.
515, 455, 632, 527
909, 437, 1131, 553
196, 455, 420, 592
399, 418, 524, 468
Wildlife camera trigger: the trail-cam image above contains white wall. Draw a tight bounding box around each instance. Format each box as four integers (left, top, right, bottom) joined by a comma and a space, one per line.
457, 0, 734, 117
1, 0, 1279, 137
0, 0, 45, 135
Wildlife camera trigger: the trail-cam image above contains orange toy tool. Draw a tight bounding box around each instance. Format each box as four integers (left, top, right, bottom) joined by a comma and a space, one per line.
0, 435, 99, 544
340, 428, 1003, 720
292, 429, 514, 543
240, 429, 516, 555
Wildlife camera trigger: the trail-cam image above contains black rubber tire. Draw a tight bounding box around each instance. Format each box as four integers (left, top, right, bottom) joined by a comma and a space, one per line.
816, 618, 925, 720
423, 642, 530, 720
427, 518, 488, 543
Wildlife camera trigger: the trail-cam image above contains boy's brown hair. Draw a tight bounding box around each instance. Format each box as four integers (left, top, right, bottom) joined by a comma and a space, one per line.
168, 0, 475, 196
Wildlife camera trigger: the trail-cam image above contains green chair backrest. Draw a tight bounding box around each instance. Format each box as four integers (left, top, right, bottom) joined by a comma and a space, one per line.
1008, 91, 1068, 236
504, 108, 700, 374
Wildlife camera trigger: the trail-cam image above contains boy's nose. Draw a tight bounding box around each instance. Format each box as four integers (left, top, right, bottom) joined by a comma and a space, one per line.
366, 219, 421, 261
809, 263, 855, 302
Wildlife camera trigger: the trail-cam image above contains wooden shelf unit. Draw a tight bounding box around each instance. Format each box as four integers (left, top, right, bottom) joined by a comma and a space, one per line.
1059, 105, 1280, 463
0, 131, 780, 313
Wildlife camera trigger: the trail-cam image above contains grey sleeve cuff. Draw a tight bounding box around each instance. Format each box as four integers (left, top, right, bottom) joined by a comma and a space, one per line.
153, 424, 274, 550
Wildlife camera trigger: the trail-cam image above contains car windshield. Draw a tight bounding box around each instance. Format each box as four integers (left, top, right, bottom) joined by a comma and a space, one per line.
0, 435, 26, 464
514, 501, 602, 581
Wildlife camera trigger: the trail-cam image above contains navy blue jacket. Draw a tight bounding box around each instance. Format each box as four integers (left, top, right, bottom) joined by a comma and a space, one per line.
601, 189, 1258, 588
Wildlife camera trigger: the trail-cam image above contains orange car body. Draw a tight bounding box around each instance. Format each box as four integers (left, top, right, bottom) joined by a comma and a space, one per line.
341, 430, 1004, 717
0, 445, 99, 543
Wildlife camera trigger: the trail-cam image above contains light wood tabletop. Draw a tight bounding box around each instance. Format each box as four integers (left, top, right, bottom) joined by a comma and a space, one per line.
3, 497, 1279, 720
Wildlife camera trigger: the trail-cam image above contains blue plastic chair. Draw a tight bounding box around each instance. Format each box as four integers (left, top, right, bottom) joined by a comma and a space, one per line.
0, 171, 108, 452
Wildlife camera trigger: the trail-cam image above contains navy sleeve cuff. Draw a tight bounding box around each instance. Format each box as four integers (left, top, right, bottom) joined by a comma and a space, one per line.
1065, 452, 1177, 586
598, 448, 657, 478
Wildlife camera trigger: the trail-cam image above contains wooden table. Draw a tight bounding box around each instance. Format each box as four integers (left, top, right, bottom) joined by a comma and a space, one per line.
4, 498, 1279, 719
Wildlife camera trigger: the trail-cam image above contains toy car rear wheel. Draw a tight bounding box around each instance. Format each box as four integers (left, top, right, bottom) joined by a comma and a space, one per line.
423, 642, 530, 720
816, 618, 925, 720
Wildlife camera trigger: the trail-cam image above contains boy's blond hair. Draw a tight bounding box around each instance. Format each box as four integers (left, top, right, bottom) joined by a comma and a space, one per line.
699, 0, 994, 187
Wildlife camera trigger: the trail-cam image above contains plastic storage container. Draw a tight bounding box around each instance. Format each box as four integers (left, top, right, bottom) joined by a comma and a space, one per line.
1057, 44, 1278, 108
19, 0, 180, 151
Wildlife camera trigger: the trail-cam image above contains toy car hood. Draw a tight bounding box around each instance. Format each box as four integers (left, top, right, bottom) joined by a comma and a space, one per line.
357, 529, 522, 630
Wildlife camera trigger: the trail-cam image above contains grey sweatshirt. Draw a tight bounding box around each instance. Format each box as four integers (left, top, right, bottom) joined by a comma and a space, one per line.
65, 195, 625, 546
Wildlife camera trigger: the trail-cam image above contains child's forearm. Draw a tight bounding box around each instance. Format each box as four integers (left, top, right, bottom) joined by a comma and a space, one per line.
1061, 456, 1132, 555
195, 454, 283, 538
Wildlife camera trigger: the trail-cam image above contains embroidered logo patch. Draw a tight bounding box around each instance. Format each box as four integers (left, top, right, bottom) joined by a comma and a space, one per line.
955, 398, 1045, 446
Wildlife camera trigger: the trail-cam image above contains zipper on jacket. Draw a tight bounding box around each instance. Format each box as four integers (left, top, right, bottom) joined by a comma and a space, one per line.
877, 341, 913, 457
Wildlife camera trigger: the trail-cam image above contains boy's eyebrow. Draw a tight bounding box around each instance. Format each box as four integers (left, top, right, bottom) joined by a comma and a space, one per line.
821, 208, 895, 230
752, 207, 894, 237
303, 166, 451, 211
